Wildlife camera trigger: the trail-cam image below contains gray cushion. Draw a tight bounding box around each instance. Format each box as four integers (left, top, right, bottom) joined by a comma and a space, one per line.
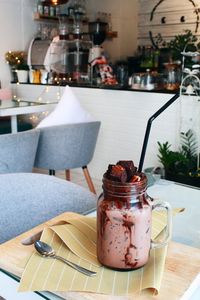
0, 173, 97, 243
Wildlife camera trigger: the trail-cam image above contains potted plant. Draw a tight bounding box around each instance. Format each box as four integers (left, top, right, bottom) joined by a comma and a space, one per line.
154, 30, 200, 75
157, 129, 200, 187
5, 51, 29, 83
16, 63, 29, 83
167, 29, 199, 62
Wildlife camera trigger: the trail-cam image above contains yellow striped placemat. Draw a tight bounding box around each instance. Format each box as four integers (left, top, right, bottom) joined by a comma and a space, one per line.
18, 210, 180, 296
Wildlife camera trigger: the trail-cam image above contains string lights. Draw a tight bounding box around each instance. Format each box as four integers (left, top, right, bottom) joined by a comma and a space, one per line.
13, 83, 61, 126
5, 51, 26, 67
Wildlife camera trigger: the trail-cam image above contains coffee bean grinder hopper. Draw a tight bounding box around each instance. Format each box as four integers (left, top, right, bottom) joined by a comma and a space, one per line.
88, 21, 108, 83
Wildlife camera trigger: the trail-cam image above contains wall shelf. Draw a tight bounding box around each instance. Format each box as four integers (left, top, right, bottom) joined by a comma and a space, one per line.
33, 12, 88, 23
33, 13, 118, 39
34, 12, 58, 22
106, 31, 118, 38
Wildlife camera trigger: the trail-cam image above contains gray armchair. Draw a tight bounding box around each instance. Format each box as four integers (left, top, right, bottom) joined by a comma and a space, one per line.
34, 122, 101, 194
0, 129, 40, 173
0, 173, 97, 244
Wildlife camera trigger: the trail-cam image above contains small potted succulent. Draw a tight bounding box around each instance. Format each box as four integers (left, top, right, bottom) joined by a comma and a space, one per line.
157, 129, 200, 187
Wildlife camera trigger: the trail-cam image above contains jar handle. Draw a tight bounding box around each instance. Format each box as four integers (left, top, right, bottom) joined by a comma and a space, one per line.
151, 200, 172, 249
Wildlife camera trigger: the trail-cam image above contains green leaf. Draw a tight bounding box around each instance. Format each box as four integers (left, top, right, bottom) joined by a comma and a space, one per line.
180, 129, 198, 159
157, 129, 199, 177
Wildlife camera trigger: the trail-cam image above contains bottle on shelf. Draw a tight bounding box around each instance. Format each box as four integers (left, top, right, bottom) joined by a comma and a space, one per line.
55, 5, 60, 16
43, 3, 50, 16
49, 5, 56, 17
37, 0, 44, 15
140, 46, 154, 69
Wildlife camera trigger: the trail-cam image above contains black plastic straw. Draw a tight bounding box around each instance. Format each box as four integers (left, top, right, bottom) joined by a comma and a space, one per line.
138, 92, 180, 172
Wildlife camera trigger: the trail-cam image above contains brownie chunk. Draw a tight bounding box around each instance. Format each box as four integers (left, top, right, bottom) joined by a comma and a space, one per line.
117, 160, 137, 181
105, 164, 127, 183
105, 160, 140, 183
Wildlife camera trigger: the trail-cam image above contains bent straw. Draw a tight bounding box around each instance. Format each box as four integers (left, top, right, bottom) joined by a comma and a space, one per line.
138, 92, 180, 172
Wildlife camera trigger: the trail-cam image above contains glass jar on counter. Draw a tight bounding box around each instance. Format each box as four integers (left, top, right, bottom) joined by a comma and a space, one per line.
116, 63, 129, 87
97, 173, 172, 270
163, 62, 181, 91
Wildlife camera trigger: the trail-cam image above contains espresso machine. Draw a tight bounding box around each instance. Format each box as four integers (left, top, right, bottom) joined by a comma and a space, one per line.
47, 13, 92, 84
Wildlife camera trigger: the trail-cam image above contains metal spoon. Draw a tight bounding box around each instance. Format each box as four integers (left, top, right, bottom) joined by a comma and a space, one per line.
34, 240, 96, 277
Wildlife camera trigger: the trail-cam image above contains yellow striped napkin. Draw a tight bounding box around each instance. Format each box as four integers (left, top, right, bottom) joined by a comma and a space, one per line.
18, 211, 175, 296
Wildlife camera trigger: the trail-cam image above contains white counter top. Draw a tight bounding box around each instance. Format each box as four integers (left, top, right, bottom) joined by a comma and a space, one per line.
148, 180, 200, 248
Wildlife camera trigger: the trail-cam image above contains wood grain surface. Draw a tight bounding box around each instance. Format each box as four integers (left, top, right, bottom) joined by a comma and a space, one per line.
138, 0, 200, 45
0, 212, 199, 300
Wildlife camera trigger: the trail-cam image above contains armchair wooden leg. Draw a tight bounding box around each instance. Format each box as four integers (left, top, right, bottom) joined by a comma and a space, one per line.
65, 169, 71, 181
49, 169, 55, 176
82, 166, 96, 194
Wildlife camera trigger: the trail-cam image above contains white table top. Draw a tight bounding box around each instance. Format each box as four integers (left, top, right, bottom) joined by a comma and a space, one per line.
147, 180, 200, 248
0, 99, 57, 117
0, 99, 57, 133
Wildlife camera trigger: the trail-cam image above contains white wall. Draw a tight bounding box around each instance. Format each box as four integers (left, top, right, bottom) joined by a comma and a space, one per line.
86, 0, 138, 62
0, 0, 138, 88
0, 0, 36, 87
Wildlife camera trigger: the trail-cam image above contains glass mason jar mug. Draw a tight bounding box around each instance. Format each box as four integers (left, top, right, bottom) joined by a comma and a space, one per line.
97, 173, 172, 270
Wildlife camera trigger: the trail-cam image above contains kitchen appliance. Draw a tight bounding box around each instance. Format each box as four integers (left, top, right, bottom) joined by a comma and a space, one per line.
88, 21, 108, 84
88, 21, 108, 63
58, 14, 69, 40
46, 39, 91, 83
48, 16, 92, 83
27, 38, 51, 70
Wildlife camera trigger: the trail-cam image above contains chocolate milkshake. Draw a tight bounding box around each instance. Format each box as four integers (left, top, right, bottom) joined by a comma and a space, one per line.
97, 161, 152, 270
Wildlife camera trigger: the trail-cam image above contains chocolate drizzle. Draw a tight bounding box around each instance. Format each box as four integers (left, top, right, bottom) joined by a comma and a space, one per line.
122, 214, 139, 268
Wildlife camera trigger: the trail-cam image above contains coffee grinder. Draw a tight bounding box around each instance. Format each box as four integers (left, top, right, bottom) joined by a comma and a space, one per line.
88, 21, 108, 83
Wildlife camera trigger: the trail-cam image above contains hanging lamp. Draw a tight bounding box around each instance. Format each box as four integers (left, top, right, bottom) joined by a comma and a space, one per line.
43, 0, 68, 5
